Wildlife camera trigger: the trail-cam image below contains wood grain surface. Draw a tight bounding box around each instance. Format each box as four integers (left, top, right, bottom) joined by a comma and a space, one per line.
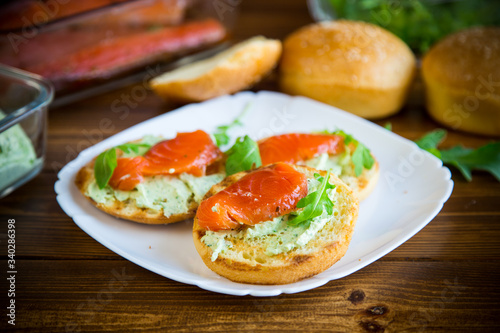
1, 0, 500, 332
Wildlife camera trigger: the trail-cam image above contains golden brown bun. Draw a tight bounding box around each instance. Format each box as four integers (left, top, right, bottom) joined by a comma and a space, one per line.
342, 159, 379, 202
150, 36, 282, 103
279, 20, 416, 119
75, 159, 197, 224
75, 143, 225, 225
422, 27, 500, 136
193, 165, 359, 285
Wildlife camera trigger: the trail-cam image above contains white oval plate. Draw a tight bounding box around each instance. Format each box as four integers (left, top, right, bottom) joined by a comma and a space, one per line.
55, 91, 453, 296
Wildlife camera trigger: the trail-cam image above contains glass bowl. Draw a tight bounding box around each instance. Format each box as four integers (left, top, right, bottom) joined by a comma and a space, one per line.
0, 0, 236, 102
0, 64, 53, 198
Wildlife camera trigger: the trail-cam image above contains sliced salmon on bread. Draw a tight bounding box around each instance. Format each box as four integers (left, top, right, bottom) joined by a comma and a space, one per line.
75, 131, 225, 224
258, 133, 379, 201
193, 164, 359, 285
196, 163, 308, 231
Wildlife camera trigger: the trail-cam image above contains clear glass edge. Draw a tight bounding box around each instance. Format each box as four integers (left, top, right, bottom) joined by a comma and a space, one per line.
0, 64, 54, 132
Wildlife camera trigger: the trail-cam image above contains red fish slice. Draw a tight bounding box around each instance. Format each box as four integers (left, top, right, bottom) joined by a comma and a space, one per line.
258, 133, 344, 165
27, 19, 226, 84
108, 130, 222, 191
109, 156, 148, 191
142, 130, 222, 177
196, 163, 308, 231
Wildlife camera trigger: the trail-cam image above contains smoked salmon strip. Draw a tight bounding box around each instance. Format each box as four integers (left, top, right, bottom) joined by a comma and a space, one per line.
109, 156, 148, 191
108, 130, 222, 191
258, 133, 344, 165
196, 163, 308, 231
143, 130, 222, 177
27, 19, 226, 86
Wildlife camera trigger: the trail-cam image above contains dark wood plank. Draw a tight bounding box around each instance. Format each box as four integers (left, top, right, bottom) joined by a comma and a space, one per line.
0, 0, 499, 331
2, 260, 499, 332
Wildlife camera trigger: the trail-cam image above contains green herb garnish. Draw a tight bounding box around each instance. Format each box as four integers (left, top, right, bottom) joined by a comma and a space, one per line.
415, 129, 500, 182
414, 129, 446, 159
288, 171, 335, 227
94, 143, 152, 189
224, 135, 262, 176
384, 122, 392, 131
213, 103, 251, 147
326, 0, 500, 53
333, 130, 375, 177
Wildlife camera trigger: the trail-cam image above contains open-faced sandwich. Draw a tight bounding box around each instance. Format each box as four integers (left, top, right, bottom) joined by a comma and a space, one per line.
257, 131, 379, 201
193, 162, 359, 284
76, 119, 377, 226
75, 130, 226, 224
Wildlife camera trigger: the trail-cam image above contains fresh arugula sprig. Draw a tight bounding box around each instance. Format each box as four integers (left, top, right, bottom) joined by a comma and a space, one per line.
415, 129, 500, 182
331, 130, 375, 177
414, 129, 446, 158
213, 102, 251, 147
288, 171, 335, 227
224, 135, 262, 176
94, 143, 151, 189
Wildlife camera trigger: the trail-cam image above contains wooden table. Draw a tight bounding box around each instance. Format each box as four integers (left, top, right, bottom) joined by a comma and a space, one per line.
2, 0, 500, 331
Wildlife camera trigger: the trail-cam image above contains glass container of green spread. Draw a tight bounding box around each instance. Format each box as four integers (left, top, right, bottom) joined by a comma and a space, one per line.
0, 65, 53, 198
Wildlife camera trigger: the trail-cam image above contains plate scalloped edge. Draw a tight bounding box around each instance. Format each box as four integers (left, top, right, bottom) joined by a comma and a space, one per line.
55, 91, 454, 296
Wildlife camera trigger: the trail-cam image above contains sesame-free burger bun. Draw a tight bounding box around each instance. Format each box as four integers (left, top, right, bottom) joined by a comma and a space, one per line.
280, 20, 416, 119
422, 27, 500, 136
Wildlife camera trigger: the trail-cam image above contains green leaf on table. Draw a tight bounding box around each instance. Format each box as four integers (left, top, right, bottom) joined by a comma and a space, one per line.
414, 129, 500, 182
225, 135, 262, 176
414, 129, 447, 158
94, 143, 152, 189
288, 171, 335, 227
440, 143, 500, 182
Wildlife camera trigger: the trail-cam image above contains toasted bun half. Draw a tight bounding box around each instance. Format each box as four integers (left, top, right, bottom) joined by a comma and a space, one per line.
280, 20, 416, 119
422, 27, 500, 136
341, 159, 379, 202
150, 36, 282, 103
75, 159, 197, 224
193, 165, 359, 285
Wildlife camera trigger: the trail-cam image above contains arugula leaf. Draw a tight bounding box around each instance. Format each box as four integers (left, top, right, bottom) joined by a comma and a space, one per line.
225, 135, 262, 176
116, 143, 152, 155
95, 148, 117, 189
332, 130, 374, 176
213, 102, 251, 147
440, 143, 500, 182
288, 171, 335, 227
414, 129, 446, 158
94, 142, 152, 189
414, 129, 500, 182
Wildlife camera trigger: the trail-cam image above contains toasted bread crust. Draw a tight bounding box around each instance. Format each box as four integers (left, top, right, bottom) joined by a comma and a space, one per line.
75, 159, 198, 224
150, 36, 282, 103
193, 165, 359, 285
347, 159, 380, 202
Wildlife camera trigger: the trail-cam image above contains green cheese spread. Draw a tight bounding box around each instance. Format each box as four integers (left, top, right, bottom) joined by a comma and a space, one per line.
85, 135, 225, 217
0, 111, 39, 190
201, 175, 340, 261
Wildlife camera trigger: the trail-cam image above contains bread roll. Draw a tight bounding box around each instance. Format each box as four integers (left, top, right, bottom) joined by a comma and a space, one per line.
279, 20, 416, 119
422, 27, 500, 136
150, 36, 282, 103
